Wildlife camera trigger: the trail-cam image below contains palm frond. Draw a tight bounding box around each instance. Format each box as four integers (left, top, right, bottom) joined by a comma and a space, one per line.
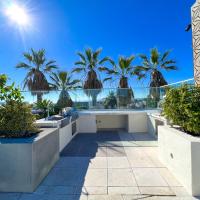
16, 62, 32, 69
160, 50, 171, 62
93, 48, 102, 61
74, 61, 86, 66
46, 60, 56, 66
77, 52, 86, 63
98, 67, 111, 72
99, 57, 112, 65
69, 79, 80, 85
85, 48, 92, 63
72, 67, 86, 73
161, 65, 177, 70
150, 48, 160, 65
140, 54, 149, 64
103, 77, 112, 83
44, 65, 57, 72
23, 53, 32, 62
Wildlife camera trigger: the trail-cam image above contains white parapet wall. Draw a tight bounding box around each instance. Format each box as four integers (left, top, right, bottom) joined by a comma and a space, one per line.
158, 126, 200, 196
0, 128, 59, 192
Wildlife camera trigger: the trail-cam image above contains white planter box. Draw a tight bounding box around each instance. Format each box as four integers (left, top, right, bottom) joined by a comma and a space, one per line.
158, 126, 200, 196
0, 128, 59, 192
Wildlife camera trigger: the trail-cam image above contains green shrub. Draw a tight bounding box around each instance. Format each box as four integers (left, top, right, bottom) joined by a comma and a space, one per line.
0, 74, 38, 138
162, 85, 200, 136
0, 74, 23, 102
0, 101, 39, 138
34, 99, 55, 118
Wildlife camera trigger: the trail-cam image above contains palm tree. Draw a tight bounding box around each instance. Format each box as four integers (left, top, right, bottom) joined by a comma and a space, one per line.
134, 48, 177, 102
50, 71, 81, 110
73, 48, 110, 107
16, 49, 57, 102
99, 55, 136, 107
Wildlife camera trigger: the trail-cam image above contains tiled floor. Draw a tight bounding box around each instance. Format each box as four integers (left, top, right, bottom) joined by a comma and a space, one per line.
0, 131, 199, 200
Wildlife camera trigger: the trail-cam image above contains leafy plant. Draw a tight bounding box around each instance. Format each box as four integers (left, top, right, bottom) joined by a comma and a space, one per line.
34, 99, 54, 118
0, 74, 23, 102
103, 91, 117, 109
0, 100, 38, 138
162, 85, 200, 136
73, 48, 110, 106
16, 49, 57, 102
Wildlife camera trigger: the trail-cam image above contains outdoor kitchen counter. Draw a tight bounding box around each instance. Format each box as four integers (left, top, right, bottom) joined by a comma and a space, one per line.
78, 109, 160, 116
77, 110, 161, 133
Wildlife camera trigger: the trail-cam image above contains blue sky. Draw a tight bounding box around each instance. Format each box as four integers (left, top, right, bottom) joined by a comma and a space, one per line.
0, 0, 195, 89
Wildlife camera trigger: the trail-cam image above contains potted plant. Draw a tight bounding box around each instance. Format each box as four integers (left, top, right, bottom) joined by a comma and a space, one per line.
158, 85, 200, 196
0, 74, 59, 192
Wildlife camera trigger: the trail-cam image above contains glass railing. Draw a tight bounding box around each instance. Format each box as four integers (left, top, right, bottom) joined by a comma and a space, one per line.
1, 78, 194, 115
19, 87, 163, 111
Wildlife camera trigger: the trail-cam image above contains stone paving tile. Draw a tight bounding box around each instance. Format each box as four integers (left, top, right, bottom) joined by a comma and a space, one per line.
132, 168, 168, 187
139, 187, 175, 196
42, 168, 83, 186
132, 133, 156, 141
158, 168, 182, 187
107, 157, 130, 169
128, 156, 156, 168
170, 187, 191, 197
88, 157, 107, 169
88, 195, 123, 200
108, 187, 140, 195
55, 157, 90, 169
95, 147, 107, 157
0, 193, 21, 200
123, 195, 200, 200
1, 132, 196, 200
48, 186, 76, 195
76, 186, 107, 195
19, 194, 88, 200
123, 195, 158, 200
108, 169, 137, 187
107, 146, 126, 157
83, 169, 107, 187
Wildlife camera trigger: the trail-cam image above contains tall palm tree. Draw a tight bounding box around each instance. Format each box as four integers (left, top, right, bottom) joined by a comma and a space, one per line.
16, 49, 57, 102
134, 48, 177, 101
73, 48, 110, 106
50, 71, 81, 109
99, 55, 136, 107
99, 55, 136, 88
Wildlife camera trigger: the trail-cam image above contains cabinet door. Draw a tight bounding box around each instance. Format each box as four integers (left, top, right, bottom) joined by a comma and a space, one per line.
77, 115, 97, 133
128, 112, 147, 133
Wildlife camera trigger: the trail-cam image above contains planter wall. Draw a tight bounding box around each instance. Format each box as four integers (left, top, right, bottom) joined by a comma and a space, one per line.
158, 126, 200, 196
0, 128, 59, 192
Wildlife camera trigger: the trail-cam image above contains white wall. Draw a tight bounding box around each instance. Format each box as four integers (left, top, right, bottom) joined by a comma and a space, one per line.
59, 124, 72, 152
96, 115, 128, 130
158, 126, 200, 196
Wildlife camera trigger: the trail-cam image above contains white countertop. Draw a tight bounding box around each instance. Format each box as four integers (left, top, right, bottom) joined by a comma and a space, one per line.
35, 118, 61, 128
78, 109, 160, 116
